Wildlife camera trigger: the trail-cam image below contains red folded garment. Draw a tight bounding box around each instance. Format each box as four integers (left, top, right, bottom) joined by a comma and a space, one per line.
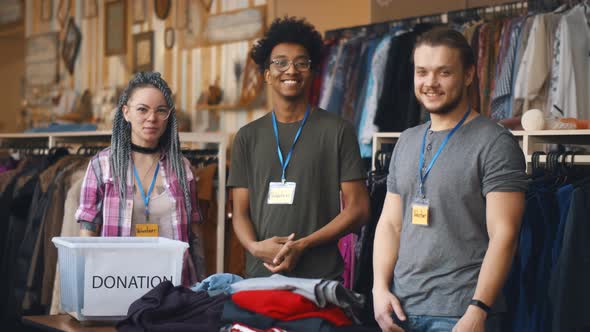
232, 290, 352, 326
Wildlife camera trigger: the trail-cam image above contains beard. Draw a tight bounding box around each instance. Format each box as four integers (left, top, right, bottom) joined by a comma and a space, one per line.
419, 88, 464, 115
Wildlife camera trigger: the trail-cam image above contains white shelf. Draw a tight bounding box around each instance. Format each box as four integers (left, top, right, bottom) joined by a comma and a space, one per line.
0, 131, 229, 274
373, 130, 590, 171
515, 129, 590, 136
0, 131, 226, 142
373, 129, 590, 139
0, 131, 112, 138
525, 154, 590, 164
372, 132, 402, 139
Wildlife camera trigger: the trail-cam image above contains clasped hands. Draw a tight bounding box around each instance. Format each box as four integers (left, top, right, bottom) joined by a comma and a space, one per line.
253, 233, 305, 273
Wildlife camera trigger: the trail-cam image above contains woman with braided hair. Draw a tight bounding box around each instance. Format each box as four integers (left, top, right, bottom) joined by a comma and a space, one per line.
76, 72, 203, 286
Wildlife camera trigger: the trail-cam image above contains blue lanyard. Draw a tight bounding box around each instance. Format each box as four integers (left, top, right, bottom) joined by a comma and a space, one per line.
418, 109, 470, 198
271, 105, 311, 183
133, 161, 160, 221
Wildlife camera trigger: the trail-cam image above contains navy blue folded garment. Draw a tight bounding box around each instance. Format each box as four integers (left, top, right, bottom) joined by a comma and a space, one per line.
117, 281, 229, 332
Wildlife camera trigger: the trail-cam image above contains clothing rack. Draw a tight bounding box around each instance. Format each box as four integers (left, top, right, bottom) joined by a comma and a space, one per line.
324, 1, 528, 40
373, 130, 590, 173
0, 131, 229, 273
528, 0, 589, 12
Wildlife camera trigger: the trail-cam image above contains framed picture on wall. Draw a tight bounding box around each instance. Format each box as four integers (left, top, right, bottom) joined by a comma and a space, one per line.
154, 0, 171, 20
104, 0, 127, 56
133, 31, 154, 72
204, 6, 266, 46
25, 32, 59, 86
181, 0, 207, 48
82, 0, 98, 19
0, 0, 24, 30
132, 0, 146, 24
40, 0, 52, 22
62, 17, 81, 74
57, 0, 70, 27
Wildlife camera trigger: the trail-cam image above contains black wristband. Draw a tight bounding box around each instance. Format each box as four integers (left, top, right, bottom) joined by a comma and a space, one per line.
469, 299, 491, 313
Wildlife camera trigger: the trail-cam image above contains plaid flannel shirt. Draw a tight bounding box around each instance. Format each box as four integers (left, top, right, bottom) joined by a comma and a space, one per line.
75, 148, 202, 285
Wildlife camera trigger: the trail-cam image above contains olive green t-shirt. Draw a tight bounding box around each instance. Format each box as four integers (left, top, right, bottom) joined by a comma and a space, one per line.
227, 108, 365, 279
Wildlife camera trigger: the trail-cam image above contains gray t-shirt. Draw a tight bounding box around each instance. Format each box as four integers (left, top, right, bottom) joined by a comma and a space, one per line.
387, 115, 528, 316
228, 108, 365, 279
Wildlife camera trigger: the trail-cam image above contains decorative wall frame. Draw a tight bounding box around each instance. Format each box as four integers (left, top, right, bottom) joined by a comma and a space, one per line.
183, 1, 266, 49
62, 17, 81, 74
182, 0, 207, 48
82, 0, 98, 19
104, 0, 127, 56
133, 31, 154, 72
0, 0, 24, 30
40, 0, 52, 22
132, 0, 146, 24
204, 6, 266, 46
154, 0, 171, 20
164, 27, 175, 49
239, 57, 263, 106
25, 32, 59, 86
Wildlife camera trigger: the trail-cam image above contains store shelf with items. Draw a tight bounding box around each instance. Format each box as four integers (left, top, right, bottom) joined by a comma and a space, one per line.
371, 132, 400, 172
372, 130, 590, 172
518, 130, 590, 166
0, 131, 229, 273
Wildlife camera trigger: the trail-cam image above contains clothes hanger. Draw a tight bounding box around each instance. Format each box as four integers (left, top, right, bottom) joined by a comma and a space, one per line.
583, 0, 590, 28
546, 151, 563, 188
558, 151, 576, 185
531, 151, 546, 178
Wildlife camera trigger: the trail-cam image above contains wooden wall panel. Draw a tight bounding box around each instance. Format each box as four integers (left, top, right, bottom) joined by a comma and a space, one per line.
23, 0, 267, 135
273, 0, 371, 34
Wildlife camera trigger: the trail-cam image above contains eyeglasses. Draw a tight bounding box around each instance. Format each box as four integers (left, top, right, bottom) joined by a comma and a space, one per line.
269, 58, 312, 72
127, 104, 174, 120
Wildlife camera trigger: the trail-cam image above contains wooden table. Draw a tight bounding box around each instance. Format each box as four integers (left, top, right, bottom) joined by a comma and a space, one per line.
22, 315, 116, 332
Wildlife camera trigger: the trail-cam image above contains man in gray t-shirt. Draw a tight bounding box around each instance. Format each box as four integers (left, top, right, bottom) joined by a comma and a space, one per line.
373, 28, 528, 332
227, 17, 369, 280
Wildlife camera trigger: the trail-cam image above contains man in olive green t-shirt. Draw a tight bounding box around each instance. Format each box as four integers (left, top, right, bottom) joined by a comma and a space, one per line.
227, 17, 369, 279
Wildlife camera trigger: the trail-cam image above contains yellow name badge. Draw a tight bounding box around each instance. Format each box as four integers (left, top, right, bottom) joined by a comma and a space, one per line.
411, 201, 429, 226
267, 182, 296, 205
136, 224, 159, 237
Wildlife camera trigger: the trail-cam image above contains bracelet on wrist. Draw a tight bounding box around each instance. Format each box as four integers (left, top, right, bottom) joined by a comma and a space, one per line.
469, 299, 491, 314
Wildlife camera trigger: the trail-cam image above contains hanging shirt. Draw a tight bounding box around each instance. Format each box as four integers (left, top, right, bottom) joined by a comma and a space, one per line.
511, 16, 536, 117
490, 17, 525, 120
355, 38, 380, 158
359, 35, 393, 145
548, 4, 590, 120
318, 42, 345, 110
513, 14, 558, 116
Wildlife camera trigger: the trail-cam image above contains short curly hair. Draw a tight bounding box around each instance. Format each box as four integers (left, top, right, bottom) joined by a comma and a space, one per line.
250, 16, 323, 74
